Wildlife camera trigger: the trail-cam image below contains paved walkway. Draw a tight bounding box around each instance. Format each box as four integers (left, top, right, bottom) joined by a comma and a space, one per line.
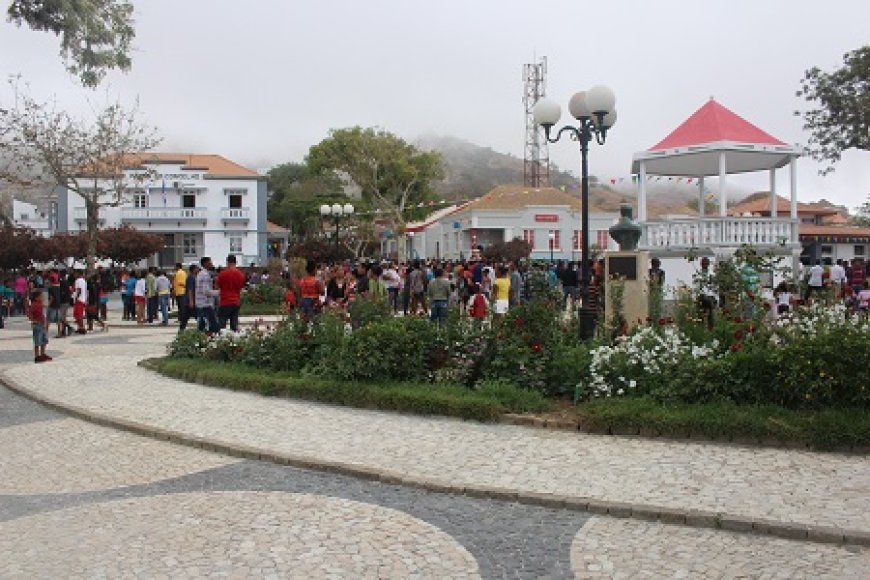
1, 316, 869, 577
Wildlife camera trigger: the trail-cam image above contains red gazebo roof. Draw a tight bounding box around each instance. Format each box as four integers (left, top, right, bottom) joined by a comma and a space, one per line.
650, 99, 786, 150
631, 99, 800, 176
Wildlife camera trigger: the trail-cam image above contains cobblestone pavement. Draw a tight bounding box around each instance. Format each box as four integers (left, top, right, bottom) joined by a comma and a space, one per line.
1, 317, 869, 577
0, 385, 584, 578
570, 517, 868, 579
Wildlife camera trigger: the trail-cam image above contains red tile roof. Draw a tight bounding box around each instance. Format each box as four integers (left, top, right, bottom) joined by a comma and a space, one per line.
650, 99, 786, 151
728, 194, 837, 216
124, 153, 258, 177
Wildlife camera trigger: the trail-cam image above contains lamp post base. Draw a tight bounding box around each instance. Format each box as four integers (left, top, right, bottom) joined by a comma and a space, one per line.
579, 305, 597, 340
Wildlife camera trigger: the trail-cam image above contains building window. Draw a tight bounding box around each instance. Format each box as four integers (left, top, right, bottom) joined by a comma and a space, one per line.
548, 229, 561, 250
855, 245, 865, 256
820, 244, 833, 255
133, 194, 147, 208
19, 213, 29, 220
182, 194, 196, 209
523, 229, 535, 248
229, 194, 243, 209
229, 236, 243, 254
182, 233, 198, 257
596, 230, 610, 249
573, 230, 583, 251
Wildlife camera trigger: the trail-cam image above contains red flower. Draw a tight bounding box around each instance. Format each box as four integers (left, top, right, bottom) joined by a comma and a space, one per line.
531, 343, 542, 353
658, 318, 667, 326
730, 342, 743, 352
733, 316, 744, 324
514, 318, 525, 327
734, 330, 744, 341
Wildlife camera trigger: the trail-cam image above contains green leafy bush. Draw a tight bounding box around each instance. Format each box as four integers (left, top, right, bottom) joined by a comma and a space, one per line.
167, 330, 209, 358
242, 281, 286, 305
339, 316, 437, 381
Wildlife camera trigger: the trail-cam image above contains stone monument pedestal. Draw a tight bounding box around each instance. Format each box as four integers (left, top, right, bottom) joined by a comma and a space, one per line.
604, 251, 650, 332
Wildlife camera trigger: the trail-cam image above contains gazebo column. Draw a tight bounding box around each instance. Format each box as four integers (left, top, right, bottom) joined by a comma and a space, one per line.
790, 156, 799, 282
718, 152, 727, 218
769, 169, 777, 217
638, 161, 647, 246
698, 176, 705, 218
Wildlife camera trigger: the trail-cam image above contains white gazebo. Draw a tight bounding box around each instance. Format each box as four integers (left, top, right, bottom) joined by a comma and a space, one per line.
632, 99, 802, 258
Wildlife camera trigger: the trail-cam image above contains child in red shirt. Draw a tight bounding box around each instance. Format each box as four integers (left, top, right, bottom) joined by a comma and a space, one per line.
27, 290, 51, 363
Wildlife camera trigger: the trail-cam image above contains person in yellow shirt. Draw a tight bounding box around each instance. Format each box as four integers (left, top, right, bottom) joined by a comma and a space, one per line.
173, 263, 188, 326
492, 265, 511, 319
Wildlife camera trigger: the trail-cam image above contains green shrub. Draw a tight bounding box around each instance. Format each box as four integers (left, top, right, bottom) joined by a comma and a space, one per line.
242, 281, 286, 305
167, 330, 209, 358
263, 314, 315, 372
339, 316, 437, 381
347, 294, 392, 328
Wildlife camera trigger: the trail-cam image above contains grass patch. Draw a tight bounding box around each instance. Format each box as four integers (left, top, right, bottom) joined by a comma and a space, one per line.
573, 397, 870, 451
143, 357, 552, 422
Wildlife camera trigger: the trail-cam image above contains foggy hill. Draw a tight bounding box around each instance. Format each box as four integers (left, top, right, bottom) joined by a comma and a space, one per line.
416, 133, 706, 216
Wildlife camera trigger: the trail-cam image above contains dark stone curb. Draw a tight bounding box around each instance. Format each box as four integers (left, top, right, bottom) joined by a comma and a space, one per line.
2, 373, 867, 549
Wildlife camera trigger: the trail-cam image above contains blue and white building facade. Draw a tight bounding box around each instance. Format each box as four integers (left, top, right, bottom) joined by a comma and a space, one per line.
56, 154, 268, 268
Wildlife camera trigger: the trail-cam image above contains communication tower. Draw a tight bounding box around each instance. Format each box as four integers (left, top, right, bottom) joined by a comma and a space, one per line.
523, 56, 550, 187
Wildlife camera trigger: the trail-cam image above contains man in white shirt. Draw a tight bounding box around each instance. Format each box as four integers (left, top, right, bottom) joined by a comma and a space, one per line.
381, 262, 401, 313
72, 270, 88, 334
807, 260, 824, 301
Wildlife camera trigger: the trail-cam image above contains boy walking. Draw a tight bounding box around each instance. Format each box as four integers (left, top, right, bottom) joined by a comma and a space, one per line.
28, 290, 52, 363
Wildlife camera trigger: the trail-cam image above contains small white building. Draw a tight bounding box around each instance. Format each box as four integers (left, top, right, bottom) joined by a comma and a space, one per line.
56, 153, 267, 268
404, 185, 619, 261
12, 198, 53, 236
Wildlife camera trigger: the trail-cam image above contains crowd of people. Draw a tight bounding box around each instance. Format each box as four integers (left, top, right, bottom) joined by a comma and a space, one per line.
3, 252, 867, 365
283, 258, 601, 324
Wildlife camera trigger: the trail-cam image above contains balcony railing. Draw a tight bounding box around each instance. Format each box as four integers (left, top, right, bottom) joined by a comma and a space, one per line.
72, 208, 106, 222
220, 207, 250, 220
121, 207, 207, 221
641, 217, 798, 251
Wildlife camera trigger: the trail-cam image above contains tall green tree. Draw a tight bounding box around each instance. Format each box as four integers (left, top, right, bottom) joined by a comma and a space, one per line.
0, 79, 160, 274
266, 162, 342, 242
306, 127, 443, 228
796, 45, 870, 175
7, 0, 136, 87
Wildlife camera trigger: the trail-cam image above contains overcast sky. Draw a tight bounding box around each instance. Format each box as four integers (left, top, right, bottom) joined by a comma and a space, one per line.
1, 0, 868, 209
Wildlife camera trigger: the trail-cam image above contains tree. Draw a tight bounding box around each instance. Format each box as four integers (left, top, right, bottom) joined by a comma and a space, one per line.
855, 195, 870, 227
306, 127, 443, 249
287, 239, 353, 264
7, 0, 136, 87
0, 225, 42, 270
0, 79, 160, 274
481, 238, 532, 263
796, 45, 870, 175
267, 162, 342, 241
97, 225, 164, 264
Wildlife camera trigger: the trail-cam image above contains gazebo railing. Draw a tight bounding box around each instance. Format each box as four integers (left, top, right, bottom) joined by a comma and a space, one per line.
641, 217, 797, 250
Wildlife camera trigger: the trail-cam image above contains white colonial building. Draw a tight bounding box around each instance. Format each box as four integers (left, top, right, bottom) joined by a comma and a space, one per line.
404, 185, 619, 261
57, 153, 267, 268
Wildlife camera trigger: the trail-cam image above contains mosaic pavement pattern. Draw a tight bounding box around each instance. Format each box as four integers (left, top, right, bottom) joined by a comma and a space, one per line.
1, 316, 869, 577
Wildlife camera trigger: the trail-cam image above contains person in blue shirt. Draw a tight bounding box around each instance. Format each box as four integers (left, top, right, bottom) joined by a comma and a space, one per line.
123, 271, 138, 321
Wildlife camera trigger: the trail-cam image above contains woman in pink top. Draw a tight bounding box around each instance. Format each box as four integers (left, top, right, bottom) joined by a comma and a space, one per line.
13, 273, 29, 315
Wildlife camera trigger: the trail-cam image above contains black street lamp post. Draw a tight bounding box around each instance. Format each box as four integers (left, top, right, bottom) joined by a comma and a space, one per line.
319, 203, 355, 250
533, 86, 616, 339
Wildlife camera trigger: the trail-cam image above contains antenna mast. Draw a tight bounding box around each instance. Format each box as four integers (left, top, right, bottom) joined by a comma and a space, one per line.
523, 56, 550, 188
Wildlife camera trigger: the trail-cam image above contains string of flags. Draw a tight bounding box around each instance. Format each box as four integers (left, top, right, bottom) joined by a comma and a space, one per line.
349, 174, 718, 217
